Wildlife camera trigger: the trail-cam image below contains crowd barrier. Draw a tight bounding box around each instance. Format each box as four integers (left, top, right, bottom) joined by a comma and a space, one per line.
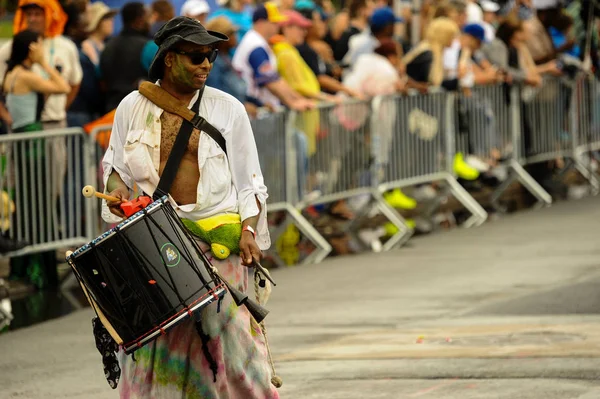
2, 75, 600, 268
251, 110, 332, 265
0, 128, 92, 257
373, 90, 488, 231
291, 99, 412, 252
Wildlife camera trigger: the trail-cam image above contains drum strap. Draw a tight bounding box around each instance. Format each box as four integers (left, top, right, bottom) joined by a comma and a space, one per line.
150, 85, 227, 200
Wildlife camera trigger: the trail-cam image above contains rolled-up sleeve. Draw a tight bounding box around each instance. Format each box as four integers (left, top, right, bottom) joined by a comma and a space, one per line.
101, 98, 135, 224
227, 111, 271, 250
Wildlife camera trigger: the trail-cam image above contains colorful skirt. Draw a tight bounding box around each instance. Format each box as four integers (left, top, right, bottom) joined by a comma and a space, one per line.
116, 242, 279, 399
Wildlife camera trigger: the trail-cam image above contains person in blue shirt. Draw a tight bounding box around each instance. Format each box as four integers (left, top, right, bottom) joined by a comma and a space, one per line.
548, 12, 580, 58
209, 0, 253, 43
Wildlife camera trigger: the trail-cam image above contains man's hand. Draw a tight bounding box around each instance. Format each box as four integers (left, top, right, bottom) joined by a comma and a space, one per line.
106, 187, 130, 218
239, 230, 262, 266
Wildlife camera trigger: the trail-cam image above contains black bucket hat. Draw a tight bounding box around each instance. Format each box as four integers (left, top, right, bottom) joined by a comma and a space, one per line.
148, 16, 229, 81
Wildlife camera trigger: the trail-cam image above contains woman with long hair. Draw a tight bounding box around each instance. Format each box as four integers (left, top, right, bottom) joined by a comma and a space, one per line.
3, 30, 70, 133
3, 29, 70, 290
403, 17, 460, 87
484, 17, 541, 86
403, 17, 482, 181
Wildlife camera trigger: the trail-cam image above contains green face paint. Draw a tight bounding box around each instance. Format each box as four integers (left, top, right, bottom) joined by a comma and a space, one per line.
172, 55, 198, 88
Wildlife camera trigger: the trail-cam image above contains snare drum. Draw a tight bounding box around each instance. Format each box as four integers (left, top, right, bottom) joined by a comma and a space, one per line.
66, 196, 226, 354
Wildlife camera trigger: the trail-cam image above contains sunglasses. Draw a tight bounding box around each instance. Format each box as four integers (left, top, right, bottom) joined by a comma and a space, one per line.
173, 49, 219, 65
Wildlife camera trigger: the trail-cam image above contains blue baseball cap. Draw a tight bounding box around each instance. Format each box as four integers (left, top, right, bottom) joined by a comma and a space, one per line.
369, 7, 403, 30
463, 23, 486, 42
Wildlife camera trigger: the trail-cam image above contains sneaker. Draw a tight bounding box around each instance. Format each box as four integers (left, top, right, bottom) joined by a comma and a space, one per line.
383, 189, 417, 210
454, 153, 480, 181
383, 219, 415, 237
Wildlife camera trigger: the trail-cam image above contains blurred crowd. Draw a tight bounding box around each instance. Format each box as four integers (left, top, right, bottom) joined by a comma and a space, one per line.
0, 0, 598, 285
0, 0, 595, 131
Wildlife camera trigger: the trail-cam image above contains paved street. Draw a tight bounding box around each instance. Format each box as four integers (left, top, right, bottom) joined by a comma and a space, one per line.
3, 196, 600, 398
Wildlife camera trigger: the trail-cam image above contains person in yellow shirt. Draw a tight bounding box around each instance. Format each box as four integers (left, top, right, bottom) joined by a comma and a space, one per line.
271, 10, 337, 102
270, 9, 336, 179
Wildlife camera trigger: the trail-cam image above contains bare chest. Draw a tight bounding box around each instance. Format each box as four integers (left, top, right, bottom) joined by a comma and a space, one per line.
159, 112, 200, 162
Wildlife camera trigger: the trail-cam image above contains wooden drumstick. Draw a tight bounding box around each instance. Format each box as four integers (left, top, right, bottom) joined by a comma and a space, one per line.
82, 185, 120, 202
65, 250, 124, 345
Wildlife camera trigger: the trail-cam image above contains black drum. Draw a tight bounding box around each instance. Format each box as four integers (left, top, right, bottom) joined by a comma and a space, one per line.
66, 196, 226, 354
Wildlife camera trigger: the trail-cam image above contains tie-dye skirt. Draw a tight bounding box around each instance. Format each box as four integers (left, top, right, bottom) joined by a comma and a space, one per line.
116, 242, 279, 399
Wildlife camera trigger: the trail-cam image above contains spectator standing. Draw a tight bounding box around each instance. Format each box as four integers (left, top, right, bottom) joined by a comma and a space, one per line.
0, 0, 83, 129
100, 2, 151, 112
232, 2, 313, 110
295, 3, 360, 96
68, 1, 116, 127
403, 17, 480, 180
480, 0, 500, 42
465, 0, 483, 22
2, 30, 70, 289
81, 2, 116, 66
342, 6, 402, 70
404, 17, 459, 87
3, 33, 70, 132
483, 17, 542, 86
548, 11, 580, 58
209, 0, 253, 41
181, 0, 211, 25
149, 0, 175, 37
0, 0, 83, 261
333, 0, 375, 63
343, 38, 417, 210
461, 23, 503, 86
205, 16, 259, 117
439, 0, 469, 91
272, 10, 337, 102
343, 37, 404, 96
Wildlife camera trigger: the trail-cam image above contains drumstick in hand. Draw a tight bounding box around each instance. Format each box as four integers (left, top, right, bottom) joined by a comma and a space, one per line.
82, 185, 120, 202
253, 260, 276, 286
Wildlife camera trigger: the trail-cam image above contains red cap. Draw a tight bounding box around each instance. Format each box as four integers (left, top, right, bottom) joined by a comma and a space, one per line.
280, 10, 312, 28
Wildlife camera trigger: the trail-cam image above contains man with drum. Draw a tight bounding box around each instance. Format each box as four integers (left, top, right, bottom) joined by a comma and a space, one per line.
101, 16, 278, 398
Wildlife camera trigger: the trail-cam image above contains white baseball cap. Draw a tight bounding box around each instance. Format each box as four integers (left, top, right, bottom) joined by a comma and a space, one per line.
480, 0, 500, 13
181, 0, 210, 17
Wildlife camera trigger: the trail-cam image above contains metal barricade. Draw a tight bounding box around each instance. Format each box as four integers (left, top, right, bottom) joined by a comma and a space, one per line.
0, 128, 92, 257
520, 76, 598, 196
374, 90, 487, 231
458, 84, 553, 207
571, 75, 600, 192
291, 99, 413, 251
522, 78, 574, 165
458, 84, 512, 161
251, 110, 331, 265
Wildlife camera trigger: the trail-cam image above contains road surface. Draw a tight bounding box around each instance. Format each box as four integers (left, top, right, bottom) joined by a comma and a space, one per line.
2, 196, 600, 398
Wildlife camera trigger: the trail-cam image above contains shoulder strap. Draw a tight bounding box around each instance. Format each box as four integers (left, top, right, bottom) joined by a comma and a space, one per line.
152, 89, 202, 200
139, 82, 227, 155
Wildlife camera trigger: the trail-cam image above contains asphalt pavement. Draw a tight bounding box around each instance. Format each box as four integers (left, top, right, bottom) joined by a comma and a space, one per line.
2, 196, 600, 398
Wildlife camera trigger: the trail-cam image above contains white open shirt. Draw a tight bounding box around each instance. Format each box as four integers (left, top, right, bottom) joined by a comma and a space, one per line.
101, 83, 271, 250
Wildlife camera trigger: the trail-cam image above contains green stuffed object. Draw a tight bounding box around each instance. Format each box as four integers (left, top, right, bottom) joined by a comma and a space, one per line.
182, 214, 242, 260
